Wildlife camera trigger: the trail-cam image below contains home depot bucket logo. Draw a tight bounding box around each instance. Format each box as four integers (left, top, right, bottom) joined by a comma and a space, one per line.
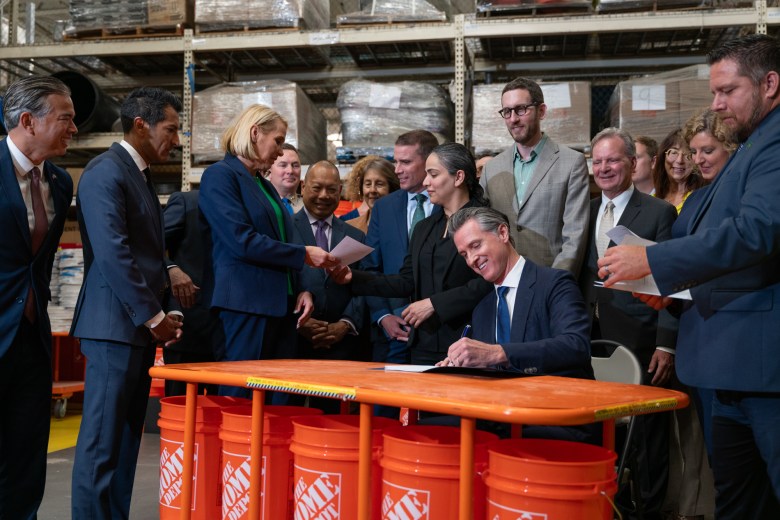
381, 481, 430, 519
159, 438, 199, 510
293, 466, 341, 520
488, 500, 547, 520
221, 453, 267, 520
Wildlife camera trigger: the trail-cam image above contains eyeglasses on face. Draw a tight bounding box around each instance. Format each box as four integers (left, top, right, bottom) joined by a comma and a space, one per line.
665, 148, 693, 161
497, 103, 539, 119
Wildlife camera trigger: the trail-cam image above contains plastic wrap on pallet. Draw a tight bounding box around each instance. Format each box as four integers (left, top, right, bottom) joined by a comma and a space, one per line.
472, 81, 590, 155
194, 0, 329, 30
476, 0, 592, 13
609, 64, 712, 145
596, 0, 752, 11
337, 79, 454, 149
338, 0, 448, 24
192, 80, 327, 165
66, 0, 191, 33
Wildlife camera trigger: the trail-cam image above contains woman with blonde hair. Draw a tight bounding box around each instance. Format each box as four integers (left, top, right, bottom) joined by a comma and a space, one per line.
341, 155, 400, 233
199, 104, 338, 399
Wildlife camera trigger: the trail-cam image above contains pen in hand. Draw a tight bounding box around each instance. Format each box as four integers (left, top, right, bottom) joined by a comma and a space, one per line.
448, 325, 472, 366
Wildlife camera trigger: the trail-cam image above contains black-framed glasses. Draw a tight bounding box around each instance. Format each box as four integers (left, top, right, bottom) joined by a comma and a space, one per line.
497, 103, 538, 119
665, 148, 693, 162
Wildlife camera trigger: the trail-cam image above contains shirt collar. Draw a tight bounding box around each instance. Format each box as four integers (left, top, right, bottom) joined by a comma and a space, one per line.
495, 255, 526, 290
407, 189, 430, 203
513, 133, 547, 163
119, 140, 149, 172
601, 183, 634, 213
303, 206, 334, 226
6, 135, 42, 176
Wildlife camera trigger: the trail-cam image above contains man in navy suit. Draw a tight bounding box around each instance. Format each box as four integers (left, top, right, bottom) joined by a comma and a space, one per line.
70, 87, 183, 519
163, 189, 222, 396
0, 76, 76, 520
292, 161, 366, 413
363, 129, 439, 365
601, 35, 780, 518
444, 206, 595, 442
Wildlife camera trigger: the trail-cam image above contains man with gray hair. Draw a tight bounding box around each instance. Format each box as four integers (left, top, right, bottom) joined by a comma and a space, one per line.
580, 127, 677, 518
480, 77, 590, 276
0, 75, 76, 518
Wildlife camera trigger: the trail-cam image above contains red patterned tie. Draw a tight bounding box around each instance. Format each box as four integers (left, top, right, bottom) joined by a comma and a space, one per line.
24, 167, 48, 323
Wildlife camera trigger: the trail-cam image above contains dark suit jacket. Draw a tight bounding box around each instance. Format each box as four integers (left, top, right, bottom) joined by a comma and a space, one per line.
352, 201, 493, 356
362, 188, 442, 325
473, 259, 593, 379
649, 105, 780, 392
163, 189, 221, 355
198, 153, 306, 317
579, 189, 678, 371
291, 211, 366, 359
71, 143, 170, 346
0, 138, 73, 356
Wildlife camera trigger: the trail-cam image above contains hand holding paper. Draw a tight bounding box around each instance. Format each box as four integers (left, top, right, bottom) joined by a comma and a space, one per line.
597, 226, 691, 300
329, 236, 373, 267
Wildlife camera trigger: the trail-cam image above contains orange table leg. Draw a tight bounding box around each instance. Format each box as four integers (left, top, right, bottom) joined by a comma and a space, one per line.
459, 416, 475, 520
602, 418, 616, 452
358, 402, 373, 520
179, 382, 198, 520
248, 390, 266, 520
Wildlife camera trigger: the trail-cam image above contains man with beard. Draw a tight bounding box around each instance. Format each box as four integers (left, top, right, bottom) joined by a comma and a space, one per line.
480, 77, 590, 276
600, 34, 780, 519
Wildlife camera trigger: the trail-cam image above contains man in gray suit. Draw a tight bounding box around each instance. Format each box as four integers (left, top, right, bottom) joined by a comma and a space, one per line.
480, 77, 590, 275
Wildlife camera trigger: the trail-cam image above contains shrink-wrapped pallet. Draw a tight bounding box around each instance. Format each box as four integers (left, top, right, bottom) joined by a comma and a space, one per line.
596, 0, 752, 11
67, 0, 191, 33
472, 81, 591, 155
195, 0, 328, 30
192, 80, 327, 165
337, 79, 454, 152
338, 0, 448, 24
476, 0, 592, 14
609, 65, 711, 144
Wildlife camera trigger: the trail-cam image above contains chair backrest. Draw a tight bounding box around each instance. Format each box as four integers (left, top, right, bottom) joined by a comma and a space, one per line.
591, 339, 643, 386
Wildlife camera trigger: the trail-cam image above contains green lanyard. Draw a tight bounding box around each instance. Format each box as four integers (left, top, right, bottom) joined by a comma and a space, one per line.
255, 175, 293, 296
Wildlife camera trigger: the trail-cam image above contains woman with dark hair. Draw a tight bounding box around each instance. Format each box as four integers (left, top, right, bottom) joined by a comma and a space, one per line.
653, 128, 705, 213
331, 142, 493, 364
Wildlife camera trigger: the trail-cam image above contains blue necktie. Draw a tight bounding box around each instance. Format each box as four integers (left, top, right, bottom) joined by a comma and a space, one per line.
496, 286, 511, 344
409, 193, 427, 237
282, 197, 294, 215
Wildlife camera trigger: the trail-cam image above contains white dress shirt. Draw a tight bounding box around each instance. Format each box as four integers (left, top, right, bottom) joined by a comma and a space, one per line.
595, 184, 634, 239
406, 189, 434, 232
6, 135, 55, 232
494, 255, 526, 336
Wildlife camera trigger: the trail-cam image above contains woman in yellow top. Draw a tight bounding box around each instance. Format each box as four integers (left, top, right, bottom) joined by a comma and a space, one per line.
653, 128, 705, 214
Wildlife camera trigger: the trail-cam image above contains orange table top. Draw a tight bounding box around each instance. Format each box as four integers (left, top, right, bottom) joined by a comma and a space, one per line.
150, 359, 688, 426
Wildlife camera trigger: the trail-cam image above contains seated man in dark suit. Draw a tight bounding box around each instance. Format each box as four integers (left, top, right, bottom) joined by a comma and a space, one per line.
442, 206, 596, 443
292, 161, 367, 413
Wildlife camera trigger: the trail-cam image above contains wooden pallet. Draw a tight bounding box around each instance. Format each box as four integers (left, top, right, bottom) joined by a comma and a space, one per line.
194, 21, 304, 35
477, 1, 593, 18
64, 24, 184, 41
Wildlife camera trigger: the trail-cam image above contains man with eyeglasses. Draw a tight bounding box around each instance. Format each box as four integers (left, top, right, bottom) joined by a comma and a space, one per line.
600, 34, 780, 518
480, 77, 590, 276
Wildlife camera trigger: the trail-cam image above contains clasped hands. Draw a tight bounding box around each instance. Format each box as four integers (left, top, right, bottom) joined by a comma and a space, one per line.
150, 312, 183, 347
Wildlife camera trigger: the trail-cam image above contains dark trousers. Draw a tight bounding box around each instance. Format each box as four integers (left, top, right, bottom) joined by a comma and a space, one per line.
0, 319, 51, 520
218, 304, 297, 403
711, 391, 780, 520
71, 339, 156, 520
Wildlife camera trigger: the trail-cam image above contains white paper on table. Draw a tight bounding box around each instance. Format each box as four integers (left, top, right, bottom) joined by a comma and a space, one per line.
600, 225, 692, 300
382, 365, 435, 373
329, 236, 373, 267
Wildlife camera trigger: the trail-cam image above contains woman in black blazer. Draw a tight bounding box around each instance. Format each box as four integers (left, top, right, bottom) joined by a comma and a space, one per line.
334, 143, 493, 364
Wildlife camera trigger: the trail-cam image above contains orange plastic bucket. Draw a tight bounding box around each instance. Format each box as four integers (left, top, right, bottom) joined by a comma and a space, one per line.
484, 438, 618, 520
290, 415, 398, 520
158, 395, 249, 520
379, 425, 498, 519
219, 405, 323, 520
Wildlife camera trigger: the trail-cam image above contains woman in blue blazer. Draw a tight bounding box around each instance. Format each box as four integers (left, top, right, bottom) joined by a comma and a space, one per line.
199, 104, 337, 397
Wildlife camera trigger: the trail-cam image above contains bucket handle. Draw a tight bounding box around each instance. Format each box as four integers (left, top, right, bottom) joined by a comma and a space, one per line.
601, 490, 623, 520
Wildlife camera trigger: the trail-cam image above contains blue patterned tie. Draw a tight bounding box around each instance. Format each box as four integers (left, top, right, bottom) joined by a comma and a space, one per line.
282, 197, 294, 215
496, 286, 511, 344
409, 193, 427, 237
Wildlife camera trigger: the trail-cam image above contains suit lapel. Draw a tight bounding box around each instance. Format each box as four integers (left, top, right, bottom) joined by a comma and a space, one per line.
518, 139, 557, 212
112, 144, 163, 244
394, 191, 410, 250
37, 163, 70, 257
331, 218, 347, 250
293, 211, 316, 246
510, 260, 536, 342
614, 190, 642, 242
688, 149, 738, 232
0, 140, 33, 249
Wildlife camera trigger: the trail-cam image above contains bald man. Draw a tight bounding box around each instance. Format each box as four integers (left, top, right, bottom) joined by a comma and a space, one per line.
291, 161, 367, 412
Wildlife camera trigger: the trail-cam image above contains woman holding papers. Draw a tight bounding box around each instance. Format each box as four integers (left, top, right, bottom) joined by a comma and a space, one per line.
333, 142, 493, 365
198, 104, 338, 398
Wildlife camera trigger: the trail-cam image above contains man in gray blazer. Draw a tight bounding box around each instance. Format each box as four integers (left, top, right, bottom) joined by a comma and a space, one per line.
480, 77, 590, 276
